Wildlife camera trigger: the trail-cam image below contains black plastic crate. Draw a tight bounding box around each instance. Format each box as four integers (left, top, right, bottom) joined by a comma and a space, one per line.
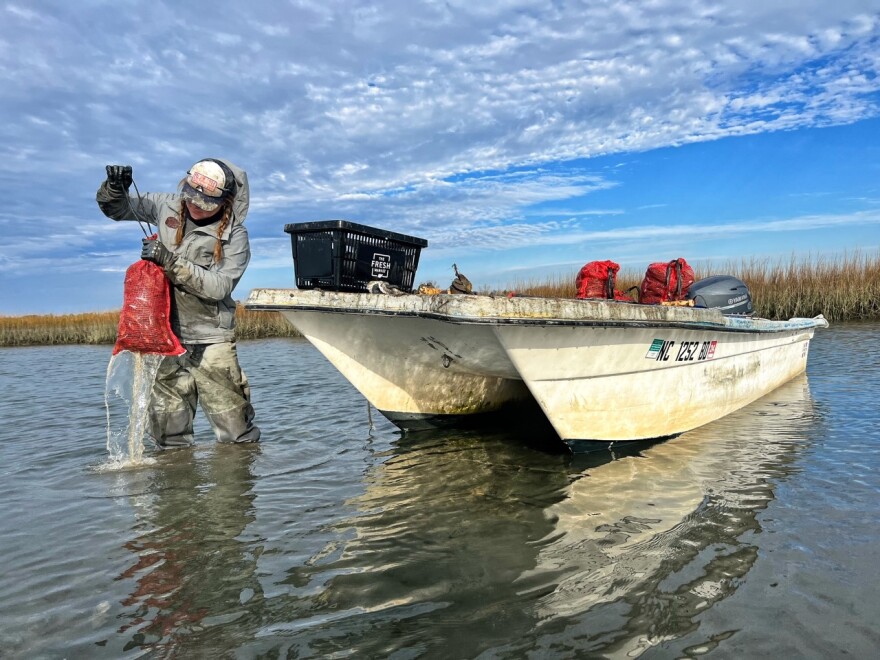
284, 220, 428, 292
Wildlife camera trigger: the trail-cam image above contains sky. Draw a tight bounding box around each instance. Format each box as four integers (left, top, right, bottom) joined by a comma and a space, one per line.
1, 0, 879, 314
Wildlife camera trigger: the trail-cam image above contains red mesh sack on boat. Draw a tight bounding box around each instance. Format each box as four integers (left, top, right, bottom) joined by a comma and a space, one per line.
639, 258, 695, 304
575, 260, 633, 300
576, 260, 620, 299
112, 253, 185, 356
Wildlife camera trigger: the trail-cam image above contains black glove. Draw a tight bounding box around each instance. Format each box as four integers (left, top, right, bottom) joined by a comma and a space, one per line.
105, 165, 133, 192
141, 238, 174, 268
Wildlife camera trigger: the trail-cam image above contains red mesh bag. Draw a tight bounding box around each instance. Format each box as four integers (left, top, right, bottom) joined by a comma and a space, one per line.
112, 254, 185, 356
575, 260, 632, 300
639, 258, 695, 304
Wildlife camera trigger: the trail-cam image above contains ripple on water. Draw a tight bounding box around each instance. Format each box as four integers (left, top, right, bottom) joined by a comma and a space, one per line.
0, 329, 879, 658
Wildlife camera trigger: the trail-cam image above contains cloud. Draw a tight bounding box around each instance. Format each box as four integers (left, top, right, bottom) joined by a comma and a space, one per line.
419, 209, 880, 259
3, 2, 878, 187
1, 1, 880, 311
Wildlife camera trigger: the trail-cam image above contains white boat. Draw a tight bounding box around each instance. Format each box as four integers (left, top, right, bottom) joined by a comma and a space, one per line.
245, 288, 827, 447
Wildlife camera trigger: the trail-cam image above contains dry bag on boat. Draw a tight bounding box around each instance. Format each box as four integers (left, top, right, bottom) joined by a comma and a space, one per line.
639, 258, 695, 304
112, 245, 185, 356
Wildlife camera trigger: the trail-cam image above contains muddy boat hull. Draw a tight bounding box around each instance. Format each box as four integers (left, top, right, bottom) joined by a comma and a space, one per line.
246, 289, 827, 444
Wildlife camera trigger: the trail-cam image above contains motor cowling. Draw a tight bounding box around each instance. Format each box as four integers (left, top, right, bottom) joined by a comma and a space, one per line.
686, 275, 753, 316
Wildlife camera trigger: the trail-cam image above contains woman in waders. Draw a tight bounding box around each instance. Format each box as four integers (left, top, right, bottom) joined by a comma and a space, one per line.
97, 159, 260, 447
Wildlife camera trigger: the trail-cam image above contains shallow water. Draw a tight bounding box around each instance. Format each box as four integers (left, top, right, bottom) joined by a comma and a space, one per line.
0, 324, 878, 658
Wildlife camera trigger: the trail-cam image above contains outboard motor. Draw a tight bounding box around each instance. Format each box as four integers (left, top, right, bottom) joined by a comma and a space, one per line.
686, 275, 753, 316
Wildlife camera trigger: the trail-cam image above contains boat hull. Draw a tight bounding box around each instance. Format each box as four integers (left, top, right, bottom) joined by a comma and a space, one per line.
284, 308, 533, 423
247, 289, 826, 444
494, 323, 812, 441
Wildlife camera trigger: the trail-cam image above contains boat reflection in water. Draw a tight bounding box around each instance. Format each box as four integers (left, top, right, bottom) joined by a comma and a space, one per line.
282, 374, 816, 657
526, 373, 817, 657
270, 425, 573, 656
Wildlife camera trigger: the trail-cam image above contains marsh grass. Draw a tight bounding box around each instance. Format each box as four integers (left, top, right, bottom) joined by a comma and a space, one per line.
733, 253, 880, 322
0, 306, 300, 348
233, 307, 301, 340
0, 311, 120, 347
2, 252, 878, 346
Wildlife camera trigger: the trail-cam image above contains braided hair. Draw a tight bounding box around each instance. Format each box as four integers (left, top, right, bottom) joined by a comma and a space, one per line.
212, 201, 232, 262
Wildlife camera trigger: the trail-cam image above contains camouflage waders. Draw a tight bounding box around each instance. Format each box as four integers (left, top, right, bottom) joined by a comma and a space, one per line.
147, 342, 260, 447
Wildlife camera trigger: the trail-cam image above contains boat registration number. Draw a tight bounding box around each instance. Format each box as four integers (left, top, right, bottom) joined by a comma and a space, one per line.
646, 339, 717, 362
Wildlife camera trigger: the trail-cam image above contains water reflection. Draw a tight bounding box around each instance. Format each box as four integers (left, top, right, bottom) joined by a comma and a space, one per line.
526, 374, 817, 657
112, 371, 818, 658
0, 337, 867, 657
254, 431, 576, 657
116, 444, 262, 656
256, 375, 817, 658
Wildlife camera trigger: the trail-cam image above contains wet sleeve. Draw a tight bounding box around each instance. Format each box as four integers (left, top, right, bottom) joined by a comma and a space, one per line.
164, 225, 251, 301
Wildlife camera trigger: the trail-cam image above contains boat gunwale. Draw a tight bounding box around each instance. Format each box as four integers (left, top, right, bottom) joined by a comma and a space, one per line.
247, 301, 826, 335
